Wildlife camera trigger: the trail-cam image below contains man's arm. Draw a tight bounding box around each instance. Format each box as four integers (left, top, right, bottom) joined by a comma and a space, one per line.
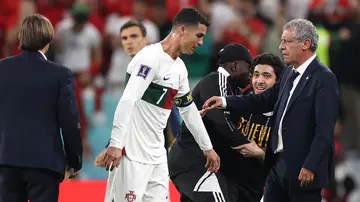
224, 82, 280, 113
175, 72, 220, 172
202, 82, 280, 114
58, 68, 83, 171
109, 60, 157, 149
302, 72, 339, 173
198, 77, 249, 147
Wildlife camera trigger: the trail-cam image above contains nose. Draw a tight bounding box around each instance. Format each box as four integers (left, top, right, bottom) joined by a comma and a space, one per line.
124, 39, 133, 46
198, 38, 203, 46
256, 76, 265, 84
279, 41, 285, 51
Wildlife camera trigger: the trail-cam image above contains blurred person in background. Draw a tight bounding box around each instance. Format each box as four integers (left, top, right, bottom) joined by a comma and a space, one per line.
54, 2, 102, 157
261, 0, 288, 58
94, 20, 149, 167
0, 0, 20, 57
222, 0, 267, 57
151, 1, 173, 40
1, 0, 37, 58
104, 0, 159, 95
332, 0, 360, 160
0, 14, 82, 202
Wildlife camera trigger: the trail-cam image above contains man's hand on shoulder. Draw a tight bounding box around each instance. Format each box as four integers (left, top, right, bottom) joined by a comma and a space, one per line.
103, 146, 123, 171
201, 96, 223, 114
203, 149, 220, 173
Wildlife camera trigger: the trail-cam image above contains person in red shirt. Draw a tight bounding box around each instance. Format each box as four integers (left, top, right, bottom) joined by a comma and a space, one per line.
222, 0, 266, 56
0, 0, 20, 58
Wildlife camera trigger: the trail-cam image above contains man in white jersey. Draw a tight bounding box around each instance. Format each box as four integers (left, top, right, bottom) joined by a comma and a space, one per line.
102, 8, 220, 202
94, 20, 149, 166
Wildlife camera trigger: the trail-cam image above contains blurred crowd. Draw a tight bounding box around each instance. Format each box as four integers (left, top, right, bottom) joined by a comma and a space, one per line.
1, 0, 360, 201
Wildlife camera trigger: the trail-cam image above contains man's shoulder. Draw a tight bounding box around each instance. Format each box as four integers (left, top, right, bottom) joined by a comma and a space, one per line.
194, 72, 218, 89
0, 55, 19, 64
202, 71, 220, 82
40, 60, 74, 78
314, 61, 337, 82
134, 44, 161, 61
130, 44, 161, 68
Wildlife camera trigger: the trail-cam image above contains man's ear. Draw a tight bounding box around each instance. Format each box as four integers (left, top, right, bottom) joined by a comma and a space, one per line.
302, 39, 311, 51
179, 25, 186, 36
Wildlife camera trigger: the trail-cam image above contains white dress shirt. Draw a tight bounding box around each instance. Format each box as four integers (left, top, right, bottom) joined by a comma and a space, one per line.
274, 54, 317, 153
38, 50, 47, 60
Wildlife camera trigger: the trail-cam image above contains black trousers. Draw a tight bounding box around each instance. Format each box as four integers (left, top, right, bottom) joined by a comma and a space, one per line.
172, 169, 263, 202
172, 170, 229, 202
0, 166, 61, 202
263, 154, 322, 202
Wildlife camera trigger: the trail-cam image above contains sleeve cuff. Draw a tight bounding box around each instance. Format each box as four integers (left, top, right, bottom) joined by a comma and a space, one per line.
201, 145, 213, 152
108, 139, 124, 149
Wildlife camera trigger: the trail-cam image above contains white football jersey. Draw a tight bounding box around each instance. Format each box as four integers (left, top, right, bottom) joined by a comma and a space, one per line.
111, 43, 195, 164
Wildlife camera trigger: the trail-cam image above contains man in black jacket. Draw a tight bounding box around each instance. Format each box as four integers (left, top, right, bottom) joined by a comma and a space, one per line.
0, 14, 83, 202
168, 44, 253, 202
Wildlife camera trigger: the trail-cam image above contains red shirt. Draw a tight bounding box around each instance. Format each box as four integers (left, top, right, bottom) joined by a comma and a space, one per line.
166, 0, 198, 21
103, 0, 133, 16
222, 18, 266, 56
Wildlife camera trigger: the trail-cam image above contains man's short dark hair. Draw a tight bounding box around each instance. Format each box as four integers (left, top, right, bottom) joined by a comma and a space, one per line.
120, 20, 147, 37
251, 53, 286, 80
172, 8, 210, 28
19, 14, 54, 51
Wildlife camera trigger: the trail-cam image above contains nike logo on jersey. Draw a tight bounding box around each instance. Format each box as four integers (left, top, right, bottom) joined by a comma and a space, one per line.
163, 76, 170, 81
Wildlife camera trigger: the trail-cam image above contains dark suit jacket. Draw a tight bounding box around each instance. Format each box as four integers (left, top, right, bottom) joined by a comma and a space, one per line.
225, 57, 339, 189
0, 51, 83, 177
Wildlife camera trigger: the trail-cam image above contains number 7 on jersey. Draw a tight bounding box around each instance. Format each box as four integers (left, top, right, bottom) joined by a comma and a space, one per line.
156, 88, 168, 104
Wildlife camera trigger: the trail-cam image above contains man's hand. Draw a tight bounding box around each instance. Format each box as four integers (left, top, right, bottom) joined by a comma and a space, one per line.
103, 146, 123, 171
94, 149, 106, 167
203, 149, 220, 173
199, 110, 207, 117
232, 140, 265, 159
65, 168, 80, 179
298, 167, 315, 186
202, 96, 223, 113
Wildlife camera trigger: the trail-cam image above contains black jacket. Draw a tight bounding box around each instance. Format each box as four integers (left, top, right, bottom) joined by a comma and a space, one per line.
0, 51, 83, 177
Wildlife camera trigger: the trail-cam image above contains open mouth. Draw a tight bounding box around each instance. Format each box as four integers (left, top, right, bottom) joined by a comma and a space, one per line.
255, 86, 266, 91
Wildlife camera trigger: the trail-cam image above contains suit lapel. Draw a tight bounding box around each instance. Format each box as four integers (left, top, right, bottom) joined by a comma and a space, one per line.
287, 57, 319, 109
274, 67, 292, 112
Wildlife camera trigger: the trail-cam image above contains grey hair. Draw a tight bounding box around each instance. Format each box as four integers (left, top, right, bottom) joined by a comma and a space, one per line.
283, 18, 319, 52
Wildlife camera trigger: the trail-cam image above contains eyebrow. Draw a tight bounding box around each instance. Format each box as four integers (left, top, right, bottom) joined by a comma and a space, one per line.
253, 71, 273, 75
197, 33, 205, 37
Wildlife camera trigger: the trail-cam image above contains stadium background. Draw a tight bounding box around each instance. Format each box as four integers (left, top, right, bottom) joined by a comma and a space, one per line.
1, 0, 360, 201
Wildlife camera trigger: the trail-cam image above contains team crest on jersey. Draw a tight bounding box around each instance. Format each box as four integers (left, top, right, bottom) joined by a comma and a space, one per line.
137, 64, 151, 79
174, 97, 182, 106
125, 190, 137, 202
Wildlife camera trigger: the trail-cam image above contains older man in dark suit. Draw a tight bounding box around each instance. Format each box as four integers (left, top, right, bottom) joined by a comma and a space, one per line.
202, 19, 339, 202
0, 14, 83, 202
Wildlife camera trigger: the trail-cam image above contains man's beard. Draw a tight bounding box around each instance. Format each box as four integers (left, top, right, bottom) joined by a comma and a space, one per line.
229, 75, 250, 89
